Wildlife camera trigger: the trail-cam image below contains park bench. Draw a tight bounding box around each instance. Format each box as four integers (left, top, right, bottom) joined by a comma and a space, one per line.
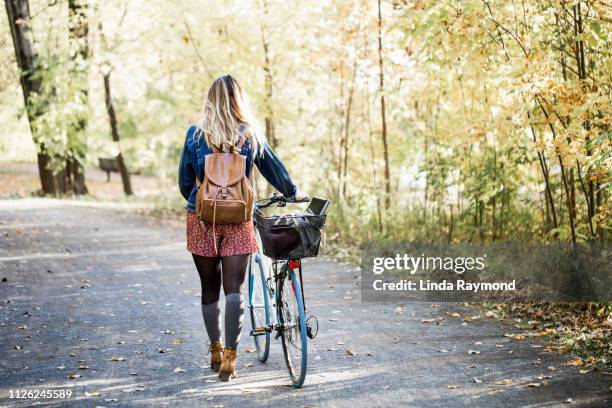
98, 158, 139, 182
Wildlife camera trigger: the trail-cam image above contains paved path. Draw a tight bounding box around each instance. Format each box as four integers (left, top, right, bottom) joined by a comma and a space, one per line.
0, 199, 610, 407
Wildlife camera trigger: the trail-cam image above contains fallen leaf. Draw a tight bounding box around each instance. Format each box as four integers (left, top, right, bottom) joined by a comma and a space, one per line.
472, 378, 482, 384
421, 319, 435, 323
244, 363, 254, 368
515, 335, 525, 341
172, 367, 185, 373
173, 338, 184, 345
346, 349, 357, 356
111, 356, 126, 362
85, 391, 101, 397
526, 383, 541, 387
447, 384, 459, 389
450, 312, 461, 317
67, 373, 81, 379
564, 358, 583, 367
78, 365, 89, 369
494, 379, 513, 385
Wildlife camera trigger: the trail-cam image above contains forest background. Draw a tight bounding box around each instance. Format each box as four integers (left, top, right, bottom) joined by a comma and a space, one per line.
1, 0, 610, 369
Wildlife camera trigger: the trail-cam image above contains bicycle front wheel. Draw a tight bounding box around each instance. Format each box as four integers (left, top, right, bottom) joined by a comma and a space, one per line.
278, 264, 308, 388
248, 253, 271, 363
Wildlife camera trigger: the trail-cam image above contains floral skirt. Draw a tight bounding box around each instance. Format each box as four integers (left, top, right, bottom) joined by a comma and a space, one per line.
186, 211, 258, 257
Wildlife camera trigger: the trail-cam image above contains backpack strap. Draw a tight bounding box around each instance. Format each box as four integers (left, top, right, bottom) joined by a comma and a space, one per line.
193, 128, 205, 188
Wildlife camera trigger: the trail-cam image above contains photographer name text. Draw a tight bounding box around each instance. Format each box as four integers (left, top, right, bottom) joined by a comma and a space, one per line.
372, 279, 516, 292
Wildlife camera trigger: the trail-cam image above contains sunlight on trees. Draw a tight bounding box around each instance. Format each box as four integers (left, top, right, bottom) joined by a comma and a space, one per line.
1, 0, 610, 246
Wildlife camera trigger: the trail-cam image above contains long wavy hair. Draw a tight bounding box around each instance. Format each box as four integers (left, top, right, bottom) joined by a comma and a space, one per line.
198, 75, 265, 155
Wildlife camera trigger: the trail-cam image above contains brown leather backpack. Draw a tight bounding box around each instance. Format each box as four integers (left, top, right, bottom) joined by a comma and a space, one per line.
195, 127, 254, 227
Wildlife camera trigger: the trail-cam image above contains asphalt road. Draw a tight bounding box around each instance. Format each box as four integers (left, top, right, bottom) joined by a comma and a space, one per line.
0, 199, 610, 407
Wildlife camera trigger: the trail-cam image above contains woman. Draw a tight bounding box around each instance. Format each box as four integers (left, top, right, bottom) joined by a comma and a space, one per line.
178, 75, 306, 381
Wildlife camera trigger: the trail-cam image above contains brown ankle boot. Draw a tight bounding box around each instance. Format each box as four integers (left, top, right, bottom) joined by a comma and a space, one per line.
218, 347, 237, 381
209, 341, 224, 372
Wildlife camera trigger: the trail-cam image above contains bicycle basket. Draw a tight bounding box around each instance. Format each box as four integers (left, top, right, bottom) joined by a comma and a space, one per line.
254, 210, 327, 260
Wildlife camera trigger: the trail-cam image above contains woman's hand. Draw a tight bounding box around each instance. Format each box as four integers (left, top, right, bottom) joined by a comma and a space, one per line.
294, 189, 309, 202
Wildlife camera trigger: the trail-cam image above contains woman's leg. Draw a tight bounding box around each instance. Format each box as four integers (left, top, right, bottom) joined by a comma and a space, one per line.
221, 255, 249, 349
192, 254, 222, 343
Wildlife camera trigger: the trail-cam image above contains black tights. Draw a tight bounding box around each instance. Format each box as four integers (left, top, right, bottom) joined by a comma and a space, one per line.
192, 254, 249, 305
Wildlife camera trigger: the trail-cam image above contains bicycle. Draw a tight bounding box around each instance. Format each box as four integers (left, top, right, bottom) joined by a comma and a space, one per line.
247, 194, 329, 388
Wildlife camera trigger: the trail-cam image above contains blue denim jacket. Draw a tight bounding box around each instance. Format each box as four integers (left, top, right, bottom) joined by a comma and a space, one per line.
178, 125, 297, 213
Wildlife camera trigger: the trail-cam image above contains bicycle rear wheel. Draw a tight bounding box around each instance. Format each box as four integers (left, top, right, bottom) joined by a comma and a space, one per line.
247, 253, 271, 363
278, 264, 308, 388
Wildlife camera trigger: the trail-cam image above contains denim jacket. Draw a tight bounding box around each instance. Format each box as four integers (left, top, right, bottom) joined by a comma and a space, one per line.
178, 125, 297, 213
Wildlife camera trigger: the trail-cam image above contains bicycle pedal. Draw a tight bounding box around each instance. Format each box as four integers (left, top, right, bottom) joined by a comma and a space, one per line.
306, 315, 319, 339
250, 325, 270, 336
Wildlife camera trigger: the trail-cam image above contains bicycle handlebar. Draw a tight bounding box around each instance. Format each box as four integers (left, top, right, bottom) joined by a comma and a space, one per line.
255, 194, 310, 209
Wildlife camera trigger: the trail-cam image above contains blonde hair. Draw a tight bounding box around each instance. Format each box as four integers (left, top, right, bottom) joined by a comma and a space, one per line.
198, 75, 265, 155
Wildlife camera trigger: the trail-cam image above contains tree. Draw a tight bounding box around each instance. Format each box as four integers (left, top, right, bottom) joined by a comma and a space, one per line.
5, 0, 60, 195
377, 0, 391, 209
103, 70, 133, 196
65, 0, 89, 195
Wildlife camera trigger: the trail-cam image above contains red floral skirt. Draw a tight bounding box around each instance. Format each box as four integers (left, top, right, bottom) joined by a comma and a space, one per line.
186, 211, 258, 257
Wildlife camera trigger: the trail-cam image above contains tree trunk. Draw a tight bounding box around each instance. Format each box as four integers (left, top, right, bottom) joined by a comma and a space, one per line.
66, 0, 89, 195
103, 72, 133, 196
527, 109, 558, 232
259, 0, 276, 197
364, 34, 383, 233
339, 58, 358, 201
5, 0, 60, 195
377, 0, 391, 209
536, 96, 576, 244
